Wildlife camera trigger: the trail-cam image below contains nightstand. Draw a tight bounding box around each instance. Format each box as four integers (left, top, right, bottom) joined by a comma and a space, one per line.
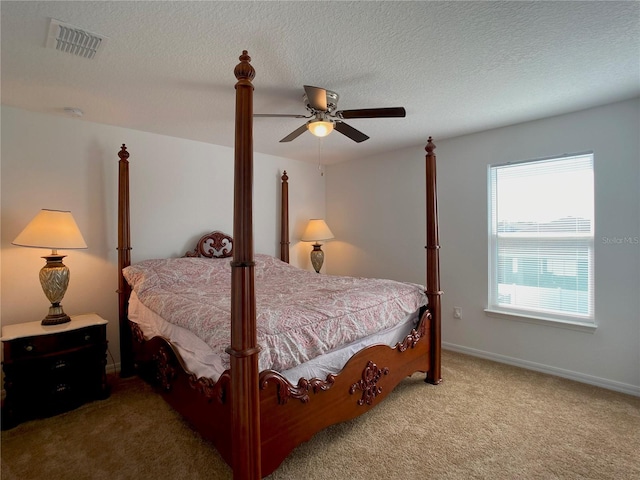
1, 313, 110, 429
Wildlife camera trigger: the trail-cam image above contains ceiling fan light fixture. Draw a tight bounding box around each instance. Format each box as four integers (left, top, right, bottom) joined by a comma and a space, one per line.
307, 120, 334, 138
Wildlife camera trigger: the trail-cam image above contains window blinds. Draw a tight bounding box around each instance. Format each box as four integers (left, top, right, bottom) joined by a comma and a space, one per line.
488, 153, 594, 322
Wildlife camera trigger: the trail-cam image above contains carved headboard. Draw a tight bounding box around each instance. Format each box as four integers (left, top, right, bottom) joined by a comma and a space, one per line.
184, 231, 234, 258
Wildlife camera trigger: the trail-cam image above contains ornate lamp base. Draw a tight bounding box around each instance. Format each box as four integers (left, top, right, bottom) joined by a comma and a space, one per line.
39, 254, 72, 325
310, 243, 324, 273
42, 308, 71, 325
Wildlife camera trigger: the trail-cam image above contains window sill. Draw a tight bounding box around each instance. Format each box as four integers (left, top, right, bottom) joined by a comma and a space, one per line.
484, 308, 597, 333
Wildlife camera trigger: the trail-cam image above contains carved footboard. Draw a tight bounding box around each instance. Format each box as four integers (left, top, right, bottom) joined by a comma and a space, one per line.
258, 308, 431, 476
130, 307, 431, 477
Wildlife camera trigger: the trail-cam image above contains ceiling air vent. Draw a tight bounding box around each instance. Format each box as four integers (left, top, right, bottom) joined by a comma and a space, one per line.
45, 19, 107, 59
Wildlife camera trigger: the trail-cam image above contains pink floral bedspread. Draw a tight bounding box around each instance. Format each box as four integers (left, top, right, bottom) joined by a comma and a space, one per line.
123, 254, 426, 372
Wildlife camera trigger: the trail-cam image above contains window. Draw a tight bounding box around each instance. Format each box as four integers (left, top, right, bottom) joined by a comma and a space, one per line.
488, 153, 594, 325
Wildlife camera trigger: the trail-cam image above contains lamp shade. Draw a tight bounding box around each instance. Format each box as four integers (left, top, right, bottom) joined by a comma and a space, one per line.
12, 209, 87, 250
301, 219, 334, 242
307, 120, 334, 138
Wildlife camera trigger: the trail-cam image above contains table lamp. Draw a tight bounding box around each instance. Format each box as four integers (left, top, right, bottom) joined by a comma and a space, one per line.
12, 209, 88, 325
301, 219, 334, 273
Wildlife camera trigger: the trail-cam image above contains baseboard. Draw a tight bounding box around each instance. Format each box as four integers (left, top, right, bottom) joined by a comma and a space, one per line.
105, 347, 121, 375
443, 342, 640, 397
106, 362, 121, 376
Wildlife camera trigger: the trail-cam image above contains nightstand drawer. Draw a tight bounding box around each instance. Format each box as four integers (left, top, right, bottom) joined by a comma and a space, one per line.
11, 346, 104, 380
1, 314, 110, 429
5, 347, 106, 416
4, 325, 105, 361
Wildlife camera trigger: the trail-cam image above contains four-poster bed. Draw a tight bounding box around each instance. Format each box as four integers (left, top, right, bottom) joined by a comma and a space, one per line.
117, 51, 442, 479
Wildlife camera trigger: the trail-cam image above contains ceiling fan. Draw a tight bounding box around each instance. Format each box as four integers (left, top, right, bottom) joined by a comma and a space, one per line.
254, 85, 406, 143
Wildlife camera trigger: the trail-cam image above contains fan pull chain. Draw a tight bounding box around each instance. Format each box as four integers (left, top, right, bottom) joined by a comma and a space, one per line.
317, 138, 324, 176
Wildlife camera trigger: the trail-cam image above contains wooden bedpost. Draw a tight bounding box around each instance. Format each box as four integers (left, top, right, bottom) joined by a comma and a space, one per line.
117, 144, 134, 378
229, 50, 262, 479
425, 137, 442, 385
280, 171, 290, 263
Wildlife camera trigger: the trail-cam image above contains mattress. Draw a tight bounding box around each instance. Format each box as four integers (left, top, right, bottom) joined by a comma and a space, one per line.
124, 254, 427, 383
128, 290, 422, 383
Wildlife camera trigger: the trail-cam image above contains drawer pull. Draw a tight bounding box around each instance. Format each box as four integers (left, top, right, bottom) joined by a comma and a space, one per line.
55, 384, 70, 394
53, 360, 69, 370
84, 335, 92, 342
24, 344, 34, 352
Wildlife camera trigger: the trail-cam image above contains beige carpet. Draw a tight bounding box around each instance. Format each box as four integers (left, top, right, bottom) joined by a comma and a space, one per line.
2, 350, 638, 479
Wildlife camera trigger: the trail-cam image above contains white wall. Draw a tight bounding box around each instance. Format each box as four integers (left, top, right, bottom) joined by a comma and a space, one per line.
326, 98, 640, 395
1, 106, 327, 368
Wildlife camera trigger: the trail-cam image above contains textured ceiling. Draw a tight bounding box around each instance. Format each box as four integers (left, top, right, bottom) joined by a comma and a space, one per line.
1, 1, 639, 164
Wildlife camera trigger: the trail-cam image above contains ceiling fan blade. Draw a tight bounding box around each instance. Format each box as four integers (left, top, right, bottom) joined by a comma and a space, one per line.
334, 121, 370, 143
303, 85, 327, 111
279, 124, 308, 142
254, 113, 310, 118
336, 107, 406, 119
